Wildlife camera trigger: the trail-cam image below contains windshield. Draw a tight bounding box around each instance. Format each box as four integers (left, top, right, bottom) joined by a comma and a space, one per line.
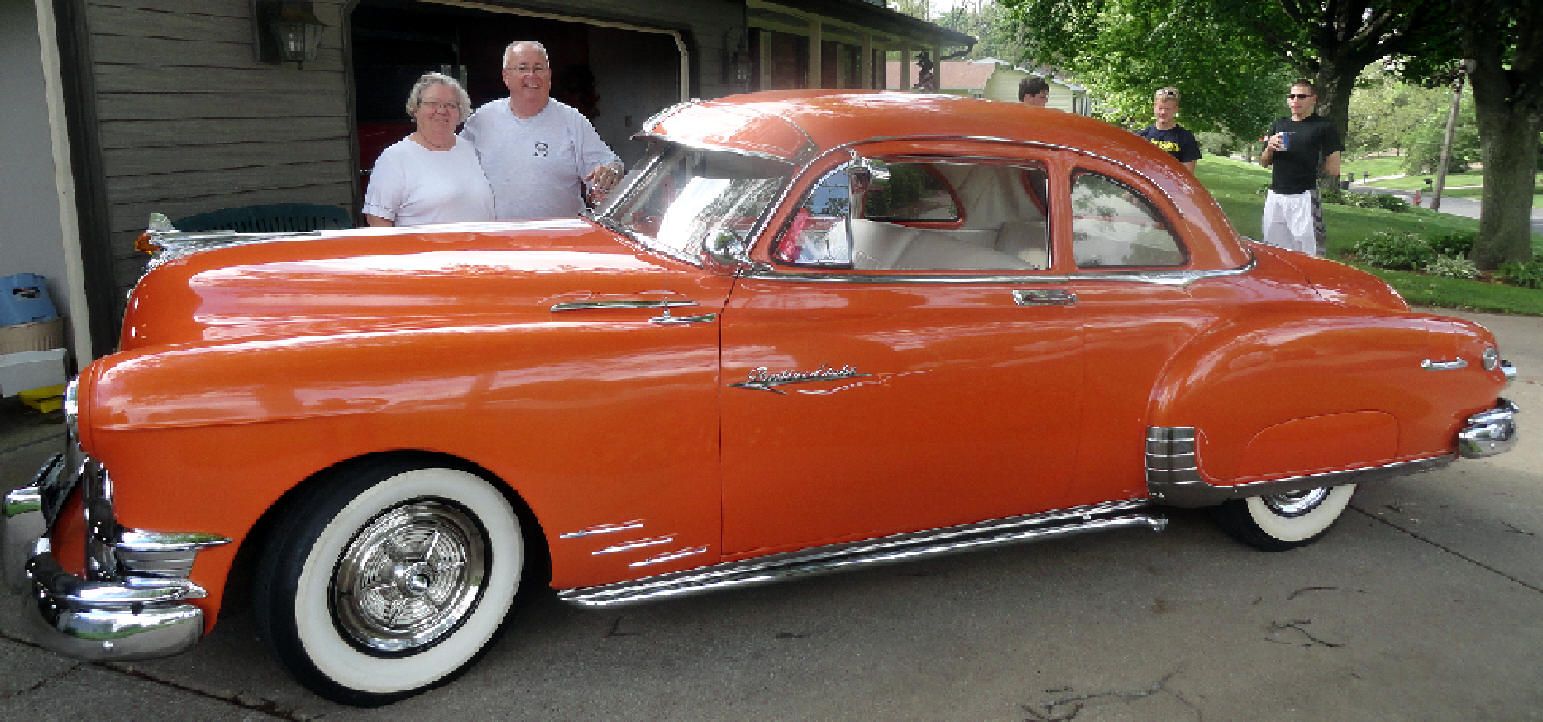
601, 143, 793, 262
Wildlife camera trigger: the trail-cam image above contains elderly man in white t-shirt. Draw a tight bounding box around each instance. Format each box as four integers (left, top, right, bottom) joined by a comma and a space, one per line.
461, 41, 623, 220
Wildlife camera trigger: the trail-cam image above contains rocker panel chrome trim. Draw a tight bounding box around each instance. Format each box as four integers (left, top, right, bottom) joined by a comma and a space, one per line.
557, 501, 1165, 607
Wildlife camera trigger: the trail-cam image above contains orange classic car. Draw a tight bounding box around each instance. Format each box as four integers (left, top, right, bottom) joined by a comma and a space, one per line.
2, 91, 1520, 705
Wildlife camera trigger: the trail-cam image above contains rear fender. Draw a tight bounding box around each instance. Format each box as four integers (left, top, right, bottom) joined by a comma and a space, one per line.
1149, 305, 1442, 485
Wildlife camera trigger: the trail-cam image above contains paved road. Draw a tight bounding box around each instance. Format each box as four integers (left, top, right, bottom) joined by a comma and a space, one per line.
1350, 180, 1543, 235
1, 311, 1538, 721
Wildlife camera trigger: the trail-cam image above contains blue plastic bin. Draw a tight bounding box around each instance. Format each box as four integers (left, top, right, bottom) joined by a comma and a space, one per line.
0, 274, 58, 326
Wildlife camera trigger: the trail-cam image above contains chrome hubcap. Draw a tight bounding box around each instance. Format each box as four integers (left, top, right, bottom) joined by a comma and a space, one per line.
1261, 487, 1331, 518
332, 499, 486, 654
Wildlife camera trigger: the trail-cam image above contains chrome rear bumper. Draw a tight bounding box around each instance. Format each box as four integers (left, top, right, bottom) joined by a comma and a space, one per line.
2, 450, 228, 661
1458, 397, 1520, 458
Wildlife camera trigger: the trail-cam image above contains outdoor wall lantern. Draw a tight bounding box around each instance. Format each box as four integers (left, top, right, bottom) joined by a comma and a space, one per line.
724, 49, 751, 84
252, 0, 326, 68
721, 29, 751, 85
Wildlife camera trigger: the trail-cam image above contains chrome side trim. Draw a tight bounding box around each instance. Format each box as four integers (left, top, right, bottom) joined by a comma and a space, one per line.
1422, 358, 1468, 371
1146, 425, 1457, 508
631, 545, 710, 568
741, 260, 1255, 286
557, 501, 1165, 607
649, 309, 716, 325
551, 300, 698, 312
1144, 426, 1202, 490
116, 530, 232, 579
559, 519, 646, 539
592, 536, 675, 555
1151, 454, 1454, 508
1458, 398, 1519, 458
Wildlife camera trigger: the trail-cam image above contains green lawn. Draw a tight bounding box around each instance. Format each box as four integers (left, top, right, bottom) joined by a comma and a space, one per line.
1340, 156, 1409, 179
1193, 156, 1543, 315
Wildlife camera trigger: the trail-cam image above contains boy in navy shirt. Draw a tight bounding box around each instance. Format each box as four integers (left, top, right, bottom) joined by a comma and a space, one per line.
1136, 87, 1201, 172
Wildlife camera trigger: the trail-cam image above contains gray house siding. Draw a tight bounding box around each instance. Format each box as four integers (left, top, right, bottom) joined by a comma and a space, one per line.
78, 0, 354, 328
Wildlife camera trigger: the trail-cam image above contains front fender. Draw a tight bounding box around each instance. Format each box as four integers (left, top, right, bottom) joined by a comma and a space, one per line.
78, 318, 724, 604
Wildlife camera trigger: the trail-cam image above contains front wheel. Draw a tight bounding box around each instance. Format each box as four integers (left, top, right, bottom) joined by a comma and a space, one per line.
254, 460, 525, 705
1211, 484, 1356, 551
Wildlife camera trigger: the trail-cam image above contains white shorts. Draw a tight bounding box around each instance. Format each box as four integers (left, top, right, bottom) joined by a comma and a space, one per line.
1262, 189, 1322, 255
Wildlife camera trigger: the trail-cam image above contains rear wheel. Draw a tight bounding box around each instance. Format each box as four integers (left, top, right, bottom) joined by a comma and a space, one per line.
1212, 484, 1356, 551
254, 460, 524, 705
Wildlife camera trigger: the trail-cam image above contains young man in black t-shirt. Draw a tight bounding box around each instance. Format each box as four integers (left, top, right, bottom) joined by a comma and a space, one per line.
1259, 79, 1343, 255
1135, 87, 1201, 171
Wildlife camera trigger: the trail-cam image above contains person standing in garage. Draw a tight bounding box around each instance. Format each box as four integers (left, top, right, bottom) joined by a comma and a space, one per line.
461, 40, 623, 220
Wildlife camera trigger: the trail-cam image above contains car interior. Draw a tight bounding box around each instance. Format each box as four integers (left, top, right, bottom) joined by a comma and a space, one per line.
776, 158, 1185, 271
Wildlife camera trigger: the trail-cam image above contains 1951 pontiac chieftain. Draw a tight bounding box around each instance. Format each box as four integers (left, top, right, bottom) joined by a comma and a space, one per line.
2, 91, 1519, 705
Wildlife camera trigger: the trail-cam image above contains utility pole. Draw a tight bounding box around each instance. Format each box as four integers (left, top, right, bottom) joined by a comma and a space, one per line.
1432, 60, 1467, 212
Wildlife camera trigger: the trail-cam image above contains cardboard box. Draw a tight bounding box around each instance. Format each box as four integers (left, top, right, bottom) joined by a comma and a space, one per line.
0, 349, 66, 397
0, 317, 65, 354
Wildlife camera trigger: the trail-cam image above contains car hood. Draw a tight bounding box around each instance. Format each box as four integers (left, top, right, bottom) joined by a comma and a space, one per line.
120, 218, 718, 351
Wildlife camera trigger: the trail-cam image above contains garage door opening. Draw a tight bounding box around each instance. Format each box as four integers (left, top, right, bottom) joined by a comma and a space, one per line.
350, 1, 686, 181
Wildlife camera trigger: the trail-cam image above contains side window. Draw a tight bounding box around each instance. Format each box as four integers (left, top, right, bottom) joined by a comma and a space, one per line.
775, 159, 1052, 273
1070, 172, 1185, 267
863, 164, 959, 222
772, 164, 853, 266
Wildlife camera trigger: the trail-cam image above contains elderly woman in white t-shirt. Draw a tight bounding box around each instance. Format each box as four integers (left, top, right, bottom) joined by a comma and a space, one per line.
363, 73, 495, 226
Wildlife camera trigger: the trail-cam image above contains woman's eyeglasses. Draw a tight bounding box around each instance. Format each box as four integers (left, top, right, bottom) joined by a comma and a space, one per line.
418, 101, 460, 112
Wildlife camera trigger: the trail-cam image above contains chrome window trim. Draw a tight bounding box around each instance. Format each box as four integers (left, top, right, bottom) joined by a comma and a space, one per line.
740, 258, 1255, 286
754, 137, 1232, 278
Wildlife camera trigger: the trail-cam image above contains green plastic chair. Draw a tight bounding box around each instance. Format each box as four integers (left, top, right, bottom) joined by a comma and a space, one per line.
172, 203, 352, 233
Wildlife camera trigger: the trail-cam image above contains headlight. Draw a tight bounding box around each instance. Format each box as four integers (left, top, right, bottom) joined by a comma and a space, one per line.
1482, 347, 1500, 371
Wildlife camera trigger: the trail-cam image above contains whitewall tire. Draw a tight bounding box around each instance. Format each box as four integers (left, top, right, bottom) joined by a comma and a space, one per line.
1212, 484, 1356, 551
255, 460, 524, 705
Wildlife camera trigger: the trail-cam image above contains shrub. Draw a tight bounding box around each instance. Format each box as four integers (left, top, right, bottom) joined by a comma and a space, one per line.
1424, 255, 1480, 279
1323, 190, 1410, 212
1352, 231, 1436, 270
1496, 260, 1543, 289
1429, 232, 1477, 258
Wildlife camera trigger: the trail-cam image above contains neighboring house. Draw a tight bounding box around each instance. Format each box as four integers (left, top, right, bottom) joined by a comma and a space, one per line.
7, 0, 972, 363
886, 58, 1092, 115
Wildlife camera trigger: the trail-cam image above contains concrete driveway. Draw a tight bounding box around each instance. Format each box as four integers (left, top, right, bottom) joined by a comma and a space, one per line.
1, 311, 1538, 721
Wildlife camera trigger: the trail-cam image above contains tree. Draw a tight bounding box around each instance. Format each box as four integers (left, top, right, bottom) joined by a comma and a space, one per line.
1402, 102, 1480, 175
1207, 0, 1463, 147
1347, 67, 1447, 157
999, 0, 1291, 140
1458, 0, 1542, 268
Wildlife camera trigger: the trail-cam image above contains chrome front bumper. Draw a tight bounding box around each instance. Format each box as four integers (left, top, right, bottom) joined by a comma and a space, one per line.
1458, 397, 1520, 458
2, 450, 229, 661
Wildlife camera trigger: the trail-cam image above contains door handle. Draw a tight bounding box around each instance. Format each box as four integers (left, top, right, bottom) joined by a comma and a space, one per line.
1013, 289, 1077, 306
